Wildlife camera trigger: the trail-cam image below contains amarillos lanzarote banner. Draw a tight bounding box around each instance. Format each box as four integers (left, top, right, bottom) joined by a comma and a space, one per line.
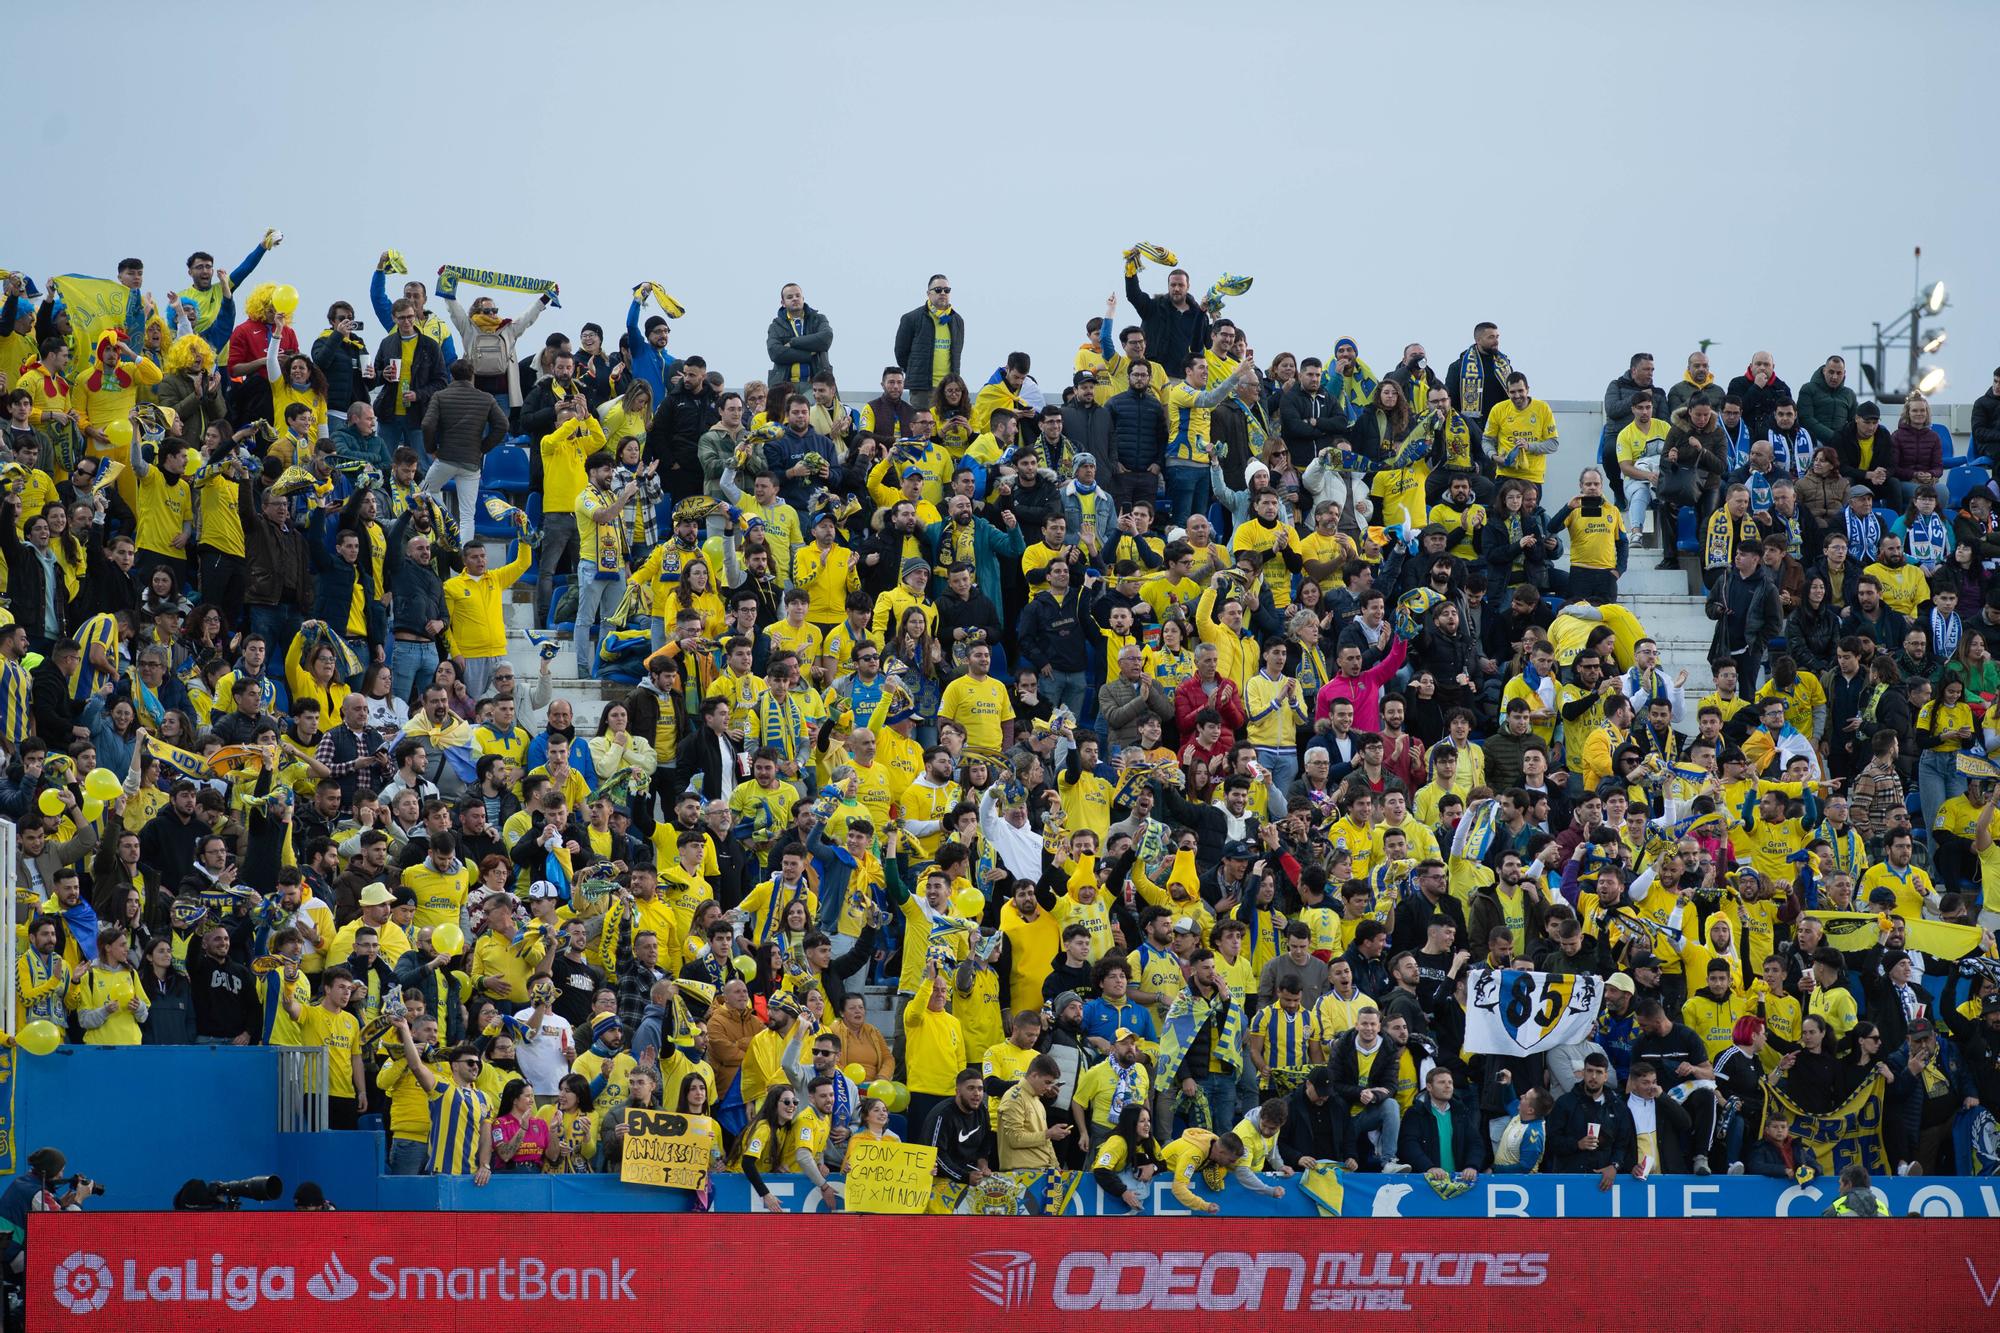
31, 1214, 2000, 1329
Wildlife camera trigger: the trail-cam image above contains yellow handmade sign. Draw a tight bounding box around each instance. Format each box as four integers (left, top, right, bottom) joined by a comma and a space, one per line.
842, 1138, 936, 1214
618, 1110, 710, 1190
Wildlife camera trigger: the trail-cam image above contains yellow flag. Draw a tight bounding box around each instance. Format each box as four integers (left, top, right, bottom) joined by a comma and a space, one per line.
1899, 917, 1984, 961
1804, 911, 1882, 954
52, 275, 142, 362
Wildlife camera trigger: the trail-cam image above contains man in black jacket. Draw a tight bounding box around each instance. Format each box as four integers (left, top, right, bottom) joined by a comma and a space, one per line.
1016, 562, 1101, 724
1278, 359, 1351, 470
765, 284, 834, 388
921, 1066, 996, 1184
30, 639, 83, 749
891, 276, 964, 408
674, 700, 738, 800
1278, 1068, 1354, 1169
1547, 1052, 1636, 1184
384, 511, 450, 702
517, 347, 582, 444
371, 299, 448, 466
1328, 1010, 1407, 1171
188, 924, 259, 1043
1397, 1066, 1485, 1179
1060, 371, 1111, 465
1629, 1000, 1718, 1173
139, 782, 207, 895
1706, 543, 1780, 689
1972, 368, 2000, 466
242, 487, 310, 656
1123, 264, 1209, 381
1104, 367, 1169, 510
647, 358, 721, 503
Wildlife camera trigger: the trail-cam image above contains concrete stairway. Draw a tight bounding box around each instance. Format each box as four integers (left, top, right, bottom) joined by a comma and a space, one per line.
1611, 554, 1720, 695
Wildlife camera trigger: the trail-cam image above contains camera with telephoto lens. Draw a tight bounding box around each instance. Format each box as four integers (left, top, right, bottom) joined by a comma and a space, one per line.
171, 1175, 282, 1210
53, 1174, 103, 1197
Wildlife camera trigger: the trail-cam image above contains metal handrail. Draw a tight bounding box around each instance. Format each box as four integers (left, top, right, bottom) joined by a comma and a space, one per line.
273, 1046, 330, 1133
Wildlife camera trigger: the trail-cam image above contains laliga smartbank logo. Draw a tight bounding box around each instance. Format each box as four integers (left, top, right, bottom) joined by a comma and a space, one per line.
51, 1248, 637, 1315
51, 1252, 112, 1314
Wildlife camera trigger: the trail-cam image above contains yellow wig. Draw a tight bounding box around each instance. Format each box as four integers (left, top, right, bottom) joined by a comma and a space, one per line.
243, 282, 279, 324
163, 334, 214, 376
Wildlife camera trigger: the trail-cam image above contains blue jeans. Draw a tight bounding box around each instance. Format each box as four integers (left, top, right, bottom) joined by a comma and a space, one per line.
1198, 1070, 1238, 1137
1919, 749, 1965, 830
378, 413, 427, 470
387, 1137, 428, 1176
246, 605, 302, 661
1165, 465, 1210, 527
1353, 1097, 1404, 1168
1256, 746, 1297, 819
391, 637, 439, 705
1045, 669, 1088, 722
575, 560, 621, 677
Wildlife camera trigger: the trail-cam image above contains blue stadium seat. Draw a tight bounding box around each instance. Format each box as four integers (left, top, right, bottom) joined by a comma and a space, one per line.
482, 442, 531, 496
472, 487, 520, 540
1932, 421, 1963, 468
1676, 507, 1698, 552
1946, 464, 1991, 511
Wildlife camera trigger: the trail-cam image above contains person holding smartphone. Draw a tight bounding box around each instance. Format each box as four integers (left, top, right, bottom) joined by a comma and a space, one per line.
1560, 467, 1623, 604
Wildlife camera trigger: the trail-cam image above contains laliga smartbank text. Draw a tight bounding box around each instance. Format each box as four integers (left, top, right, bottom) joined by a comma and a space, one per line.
51, 1249, 636, 1315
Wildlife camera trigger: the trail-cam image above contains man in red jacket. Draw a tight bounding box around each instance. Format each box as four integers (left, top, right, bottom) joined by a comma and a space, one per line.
1174, 642, 1246, 745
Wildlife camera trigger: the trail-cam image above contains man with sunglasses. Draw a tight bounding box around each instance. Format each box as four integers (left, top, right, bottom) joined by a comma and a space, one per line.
391, 1015, 494, 1184
893, 275, 964, 410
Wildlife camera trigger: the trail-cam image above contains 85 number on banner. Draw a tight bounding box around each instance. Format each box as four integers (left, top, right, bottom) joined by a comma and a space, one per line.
1466, 967, 1603, 1056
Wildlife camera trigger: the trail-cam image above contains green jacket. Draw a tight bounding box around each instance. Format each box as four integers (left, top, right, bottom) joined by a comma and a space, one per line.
923, 515, 1025, 615
1797, 368, 1857, 452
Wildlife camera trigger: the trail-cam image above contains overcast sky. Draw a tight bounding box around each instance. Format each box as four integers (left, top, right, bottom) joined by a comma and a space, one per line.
10, 1, 1996, 403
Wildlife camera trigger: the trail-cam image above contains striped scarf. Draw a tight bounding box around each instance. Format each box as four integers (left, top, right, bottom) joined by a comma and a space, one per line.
1905, 512, 1949, 566
1932, 608, 1963, 659
1454, 347, 1511, 417
1844, 508, 1881, 562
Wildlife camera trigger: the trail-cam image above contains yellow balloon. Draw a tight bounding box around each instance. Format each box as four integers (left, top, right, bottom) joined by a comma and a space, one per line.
429, 922, 465, 956
81, 799, 103, 821
733, 955, 757, 981
102, 418, 133, 451
843, 1062, 866, 1085
272, 283, 300, 318
37, 789, 64, 816
886, 1081, 910, 1113
17, 1020, 62, 1057
83, 767, 123, 802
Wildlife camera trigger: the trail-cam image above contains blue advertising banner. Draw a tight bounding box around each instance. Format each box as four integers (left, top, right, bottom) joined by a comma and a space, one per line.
399, 1170, 2000, 1219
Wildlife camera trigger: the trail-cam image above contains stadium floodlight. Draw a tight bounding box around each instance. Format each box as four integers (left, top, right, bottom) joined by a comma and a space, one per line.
1843, 247, 1949, 405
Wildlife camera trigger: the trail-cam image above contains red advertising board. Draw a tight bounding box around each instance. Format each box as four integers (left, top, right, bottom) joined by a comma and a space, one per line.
30, 1213, 2000, 1330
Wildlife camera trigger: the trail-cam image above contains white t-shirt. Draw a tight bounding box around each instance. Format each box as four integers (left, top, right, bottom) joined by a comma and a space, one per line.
511, 1008, 575, 1095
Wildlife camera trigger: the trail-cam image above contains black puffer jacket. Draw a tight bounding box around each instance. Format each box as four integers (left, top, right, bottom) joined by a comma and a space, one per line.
1725, 371, 1794, 437
1105, 387, 1168, 473
312, 329, 371, 415
764, 305, 834, 386
421, 380, 509, 469
647, 380, 721, 500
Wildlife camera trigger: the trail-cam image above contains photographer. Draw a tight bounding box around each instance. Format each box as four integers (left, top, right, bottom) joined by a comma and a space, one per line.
1558, 469, 1622, 605
0, 1148, 96, 1276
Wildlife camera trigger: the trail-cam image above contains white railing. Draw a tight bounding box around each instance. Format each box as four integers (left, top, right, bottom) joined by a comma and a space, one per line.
274, 1046, 330, 1133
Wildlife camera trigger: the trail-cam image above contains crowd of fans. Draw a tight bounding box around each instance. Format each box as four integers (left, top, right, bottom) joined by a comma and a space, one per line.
3, 239, 2000, 1211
